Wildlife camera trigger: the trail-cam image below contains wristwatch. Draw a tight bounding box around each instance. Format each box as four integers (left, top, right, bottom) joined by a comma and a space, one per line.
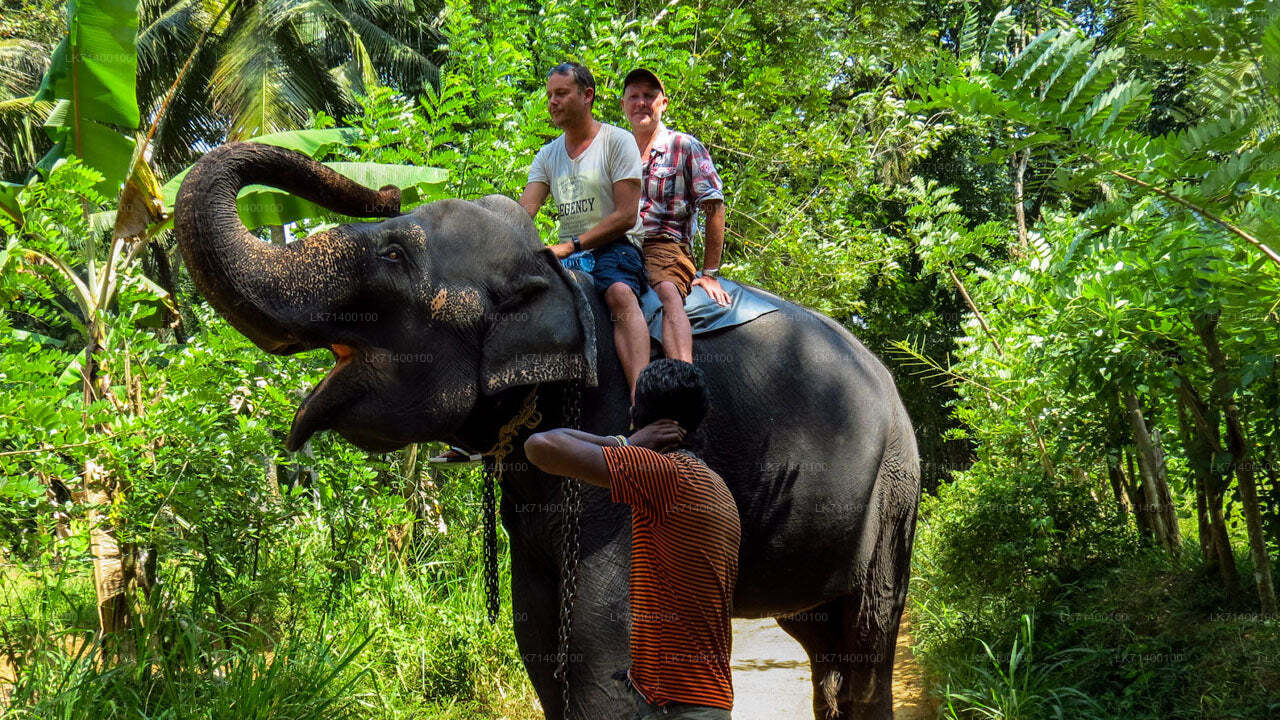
700, 267, 719, 278
571, 235, 583, 253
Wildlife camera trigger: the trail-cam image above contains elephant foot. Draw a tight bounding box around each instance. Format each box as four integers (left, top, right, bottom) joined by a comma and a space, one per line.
776, 595, 901, 720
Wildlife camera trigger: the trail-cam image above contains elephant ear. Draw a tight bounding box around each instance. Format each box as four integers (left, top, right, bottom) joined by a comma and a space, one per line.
480, 240, 599, 396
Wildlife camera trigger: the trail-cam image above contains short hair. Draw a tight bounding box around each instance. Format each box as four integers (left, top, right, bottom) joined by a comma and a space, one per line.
548, 62, 596, 105
632, 359, 709, 436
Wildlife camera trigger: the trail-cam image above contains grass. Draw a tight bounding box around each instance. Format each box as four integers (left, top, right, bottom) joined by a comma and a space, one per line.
0, 530, 541, 719
912, 538, 1280, 720
936, 614, 1104, 720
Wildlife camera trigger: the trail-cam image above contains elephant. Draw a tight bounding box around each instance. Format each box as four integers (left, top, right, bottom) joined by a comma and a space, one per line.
174, 142, 921, 720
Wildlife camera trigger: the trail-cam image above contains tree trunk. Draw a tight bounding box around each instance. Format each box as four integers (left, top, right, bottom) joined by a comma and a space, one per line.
1134, 452, 1160, 543
1194, 467, 1212, 563
1105, 449, 1131, 525
1011, 149, 1029, 258
1194, 313, 1277, 614
1125, 391, 1180, 553
82, 320, 134, 636
1124, 448, 1152, 542
85, 460, 130, 635
1151, 425, 1182, 545
387, 444, 421, 557
1172, 394, 1208, 563
1177, 385, 1242, 595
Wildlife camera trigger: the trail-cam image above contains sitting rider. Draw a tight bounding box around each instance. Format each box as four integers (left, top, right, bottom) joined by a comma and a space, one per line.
621, 68, 731, 363
524, 359, 741, 719
519, 61, 650, 401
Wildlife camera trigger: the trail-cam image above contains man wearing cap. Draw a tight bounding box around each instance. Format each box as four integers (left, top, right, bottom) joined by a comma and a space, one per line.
520, 62, 651, 401
622, 68, 730, 364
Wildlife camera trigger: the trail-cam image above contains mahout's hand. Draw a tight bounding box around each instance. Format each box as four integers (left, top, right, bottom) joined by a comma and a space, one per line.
551, 242, 575, 259
628, 419, 685, 450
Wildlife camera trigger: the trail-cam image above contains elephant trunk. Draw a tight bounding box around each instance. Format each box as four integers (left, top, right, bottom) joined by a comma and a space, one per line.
174, 142, 401, 353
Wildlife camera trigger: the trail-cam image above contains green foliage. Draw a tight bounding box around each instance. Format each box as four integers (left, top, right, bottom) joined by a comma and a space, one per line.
939, 615, 1104, 720
1, 149, 528, 717
6, 0, 1280, 718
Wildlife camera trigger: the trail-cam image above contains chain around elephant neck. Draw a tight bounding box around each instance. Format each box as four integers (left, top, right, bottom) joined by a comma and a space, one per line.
554, 381, 584, 720
480, 385, 543, 623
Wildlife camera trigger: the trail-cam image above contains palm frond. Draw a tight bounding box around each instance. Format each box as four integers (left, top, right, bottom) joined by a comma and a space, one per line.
0, 40, 51, 98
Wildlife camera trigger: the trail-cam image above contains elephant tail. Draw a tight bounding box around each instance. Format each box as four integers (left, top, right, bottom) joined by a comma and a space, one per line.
820, 668, 843, 718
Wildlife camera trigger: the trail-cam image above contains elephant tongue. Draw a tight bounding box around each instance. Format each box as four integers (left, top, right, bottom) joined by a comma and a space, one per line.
285, 344, 356, 451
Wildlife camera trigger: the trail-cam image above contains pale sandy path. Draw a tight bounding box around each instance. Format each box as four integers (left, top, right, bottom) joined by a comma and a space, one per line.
731, 613, 937, 720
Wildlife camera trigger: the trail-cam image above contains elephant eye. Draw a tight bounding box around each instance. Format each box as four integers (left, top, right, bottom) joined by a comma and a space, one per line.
381, 245, 405, 263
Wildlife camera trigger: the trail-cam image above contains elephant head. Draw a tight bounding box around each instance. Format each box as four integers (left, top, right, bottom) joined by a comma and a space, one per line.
175, 142, 598, 453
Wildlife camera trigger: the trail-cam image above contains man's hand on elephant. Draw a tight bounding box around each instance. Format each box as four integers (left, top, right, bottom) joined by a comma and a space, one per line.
693, 276, 731, 307
551, 241, 576, 259
628, 419, 686, 450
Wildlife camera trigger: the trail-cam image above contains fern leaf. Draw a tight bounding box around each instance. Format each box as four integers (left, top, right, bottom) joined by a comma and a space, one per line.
1197, 148, 1262, 202
1003, 28, 1062, 86
1176, 111, 1253, 157
1071, 81, 1126, 138
983, 7, 1017, 66
1060, 46, 1124, 118
1260, 9, 1280, 87
1096, 79, 1150, 139
1017, 30, 1079, 95
1040, 37, 1094, 103
959, 4, 982, 68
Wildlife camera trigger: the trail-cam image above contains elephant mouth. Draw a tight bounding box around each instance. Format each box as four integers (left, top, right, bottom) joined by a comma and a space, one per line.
285, 343, 358, 451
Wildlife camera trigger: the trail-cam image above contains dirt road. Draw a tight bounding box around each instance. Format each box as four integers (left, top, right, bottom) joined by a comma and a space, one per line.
731, 614, 936, 719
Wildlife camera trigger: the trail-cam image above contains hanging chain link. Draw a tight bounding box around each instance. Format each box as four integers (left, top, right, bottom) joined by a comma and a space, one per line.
480, 386, 543, 625
553, 381, 584, 720
481, 457, 500, 623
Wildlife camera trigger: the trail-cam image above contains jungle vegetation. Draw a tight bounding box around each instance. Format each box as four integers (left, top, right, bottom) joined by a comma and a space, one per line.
1, 0, 1278, 717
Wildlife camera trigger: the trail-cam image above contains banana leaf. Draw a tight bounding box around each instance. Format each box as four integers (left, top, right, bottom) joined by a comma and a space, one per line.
33, 0, 140, 196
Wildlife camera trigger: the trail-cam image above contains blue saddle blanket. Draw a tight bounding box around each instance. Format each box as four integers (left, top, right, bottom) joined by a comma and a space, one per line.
639, 277, 781, 344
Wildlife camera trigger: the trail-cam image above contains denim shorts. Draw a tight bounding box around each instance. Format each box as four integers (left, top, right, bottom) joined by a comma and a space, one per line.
587, 240, 648, 300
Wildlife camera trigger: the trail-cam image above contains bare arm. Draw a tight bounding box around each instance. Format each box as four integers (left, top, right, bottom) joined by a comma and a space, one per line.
549, 178, 641, 258
700, 199, 725, 270
524, 429, 618, 487
519, 182, 550, 218
692, 199, 731, 306
523, 420, 686, 487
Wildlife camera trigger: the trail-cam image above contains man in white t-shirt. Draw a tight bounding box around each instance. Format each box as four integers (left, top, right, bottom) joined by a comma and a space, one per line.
520, 62, 650, 401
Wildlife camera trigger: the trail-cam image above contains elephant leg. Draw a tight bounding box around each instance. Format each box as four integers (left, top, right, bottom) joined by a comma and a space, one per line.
558, 529, 634, 719
776, 600, 843, 720
511, 553, 566, 719
510, 526, 634, 719
776, 592, 900, 720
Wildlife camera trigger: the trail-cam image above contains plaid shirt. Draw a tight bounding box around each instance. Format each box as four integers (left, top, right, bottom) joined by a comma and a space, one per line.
638, 125, 724, 247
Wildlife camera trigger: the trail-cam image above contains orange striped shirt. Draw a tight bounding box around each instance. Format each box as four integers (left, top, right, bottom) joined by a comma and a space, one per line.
602, 445, 741, 710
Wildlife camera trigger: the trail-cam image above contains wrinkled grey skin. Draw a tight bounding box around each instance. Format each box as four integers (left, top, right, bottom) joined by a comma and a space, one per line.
175, 143, 920, 720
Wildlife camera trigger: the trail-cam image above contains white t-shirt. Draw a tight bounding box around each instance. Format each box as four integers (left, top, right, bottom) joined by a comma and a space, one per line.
529, 122, 643, 249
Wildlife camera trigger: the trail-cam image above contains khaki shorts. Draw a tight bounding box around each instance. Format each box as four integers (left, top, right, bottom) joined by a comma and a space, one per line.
643, 236, 698, 298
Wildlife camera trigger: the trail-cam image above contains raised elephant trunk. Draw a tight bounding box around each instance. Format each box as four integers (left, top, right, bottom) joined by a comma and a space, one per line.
174, 142, 401, 353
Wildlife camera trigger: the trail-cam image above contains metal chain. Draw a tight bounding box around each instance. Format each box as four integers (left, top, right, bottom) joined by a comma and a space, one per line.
481, 456, 499, 624
480, 387, 543, 625
553, 381, 584, 720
